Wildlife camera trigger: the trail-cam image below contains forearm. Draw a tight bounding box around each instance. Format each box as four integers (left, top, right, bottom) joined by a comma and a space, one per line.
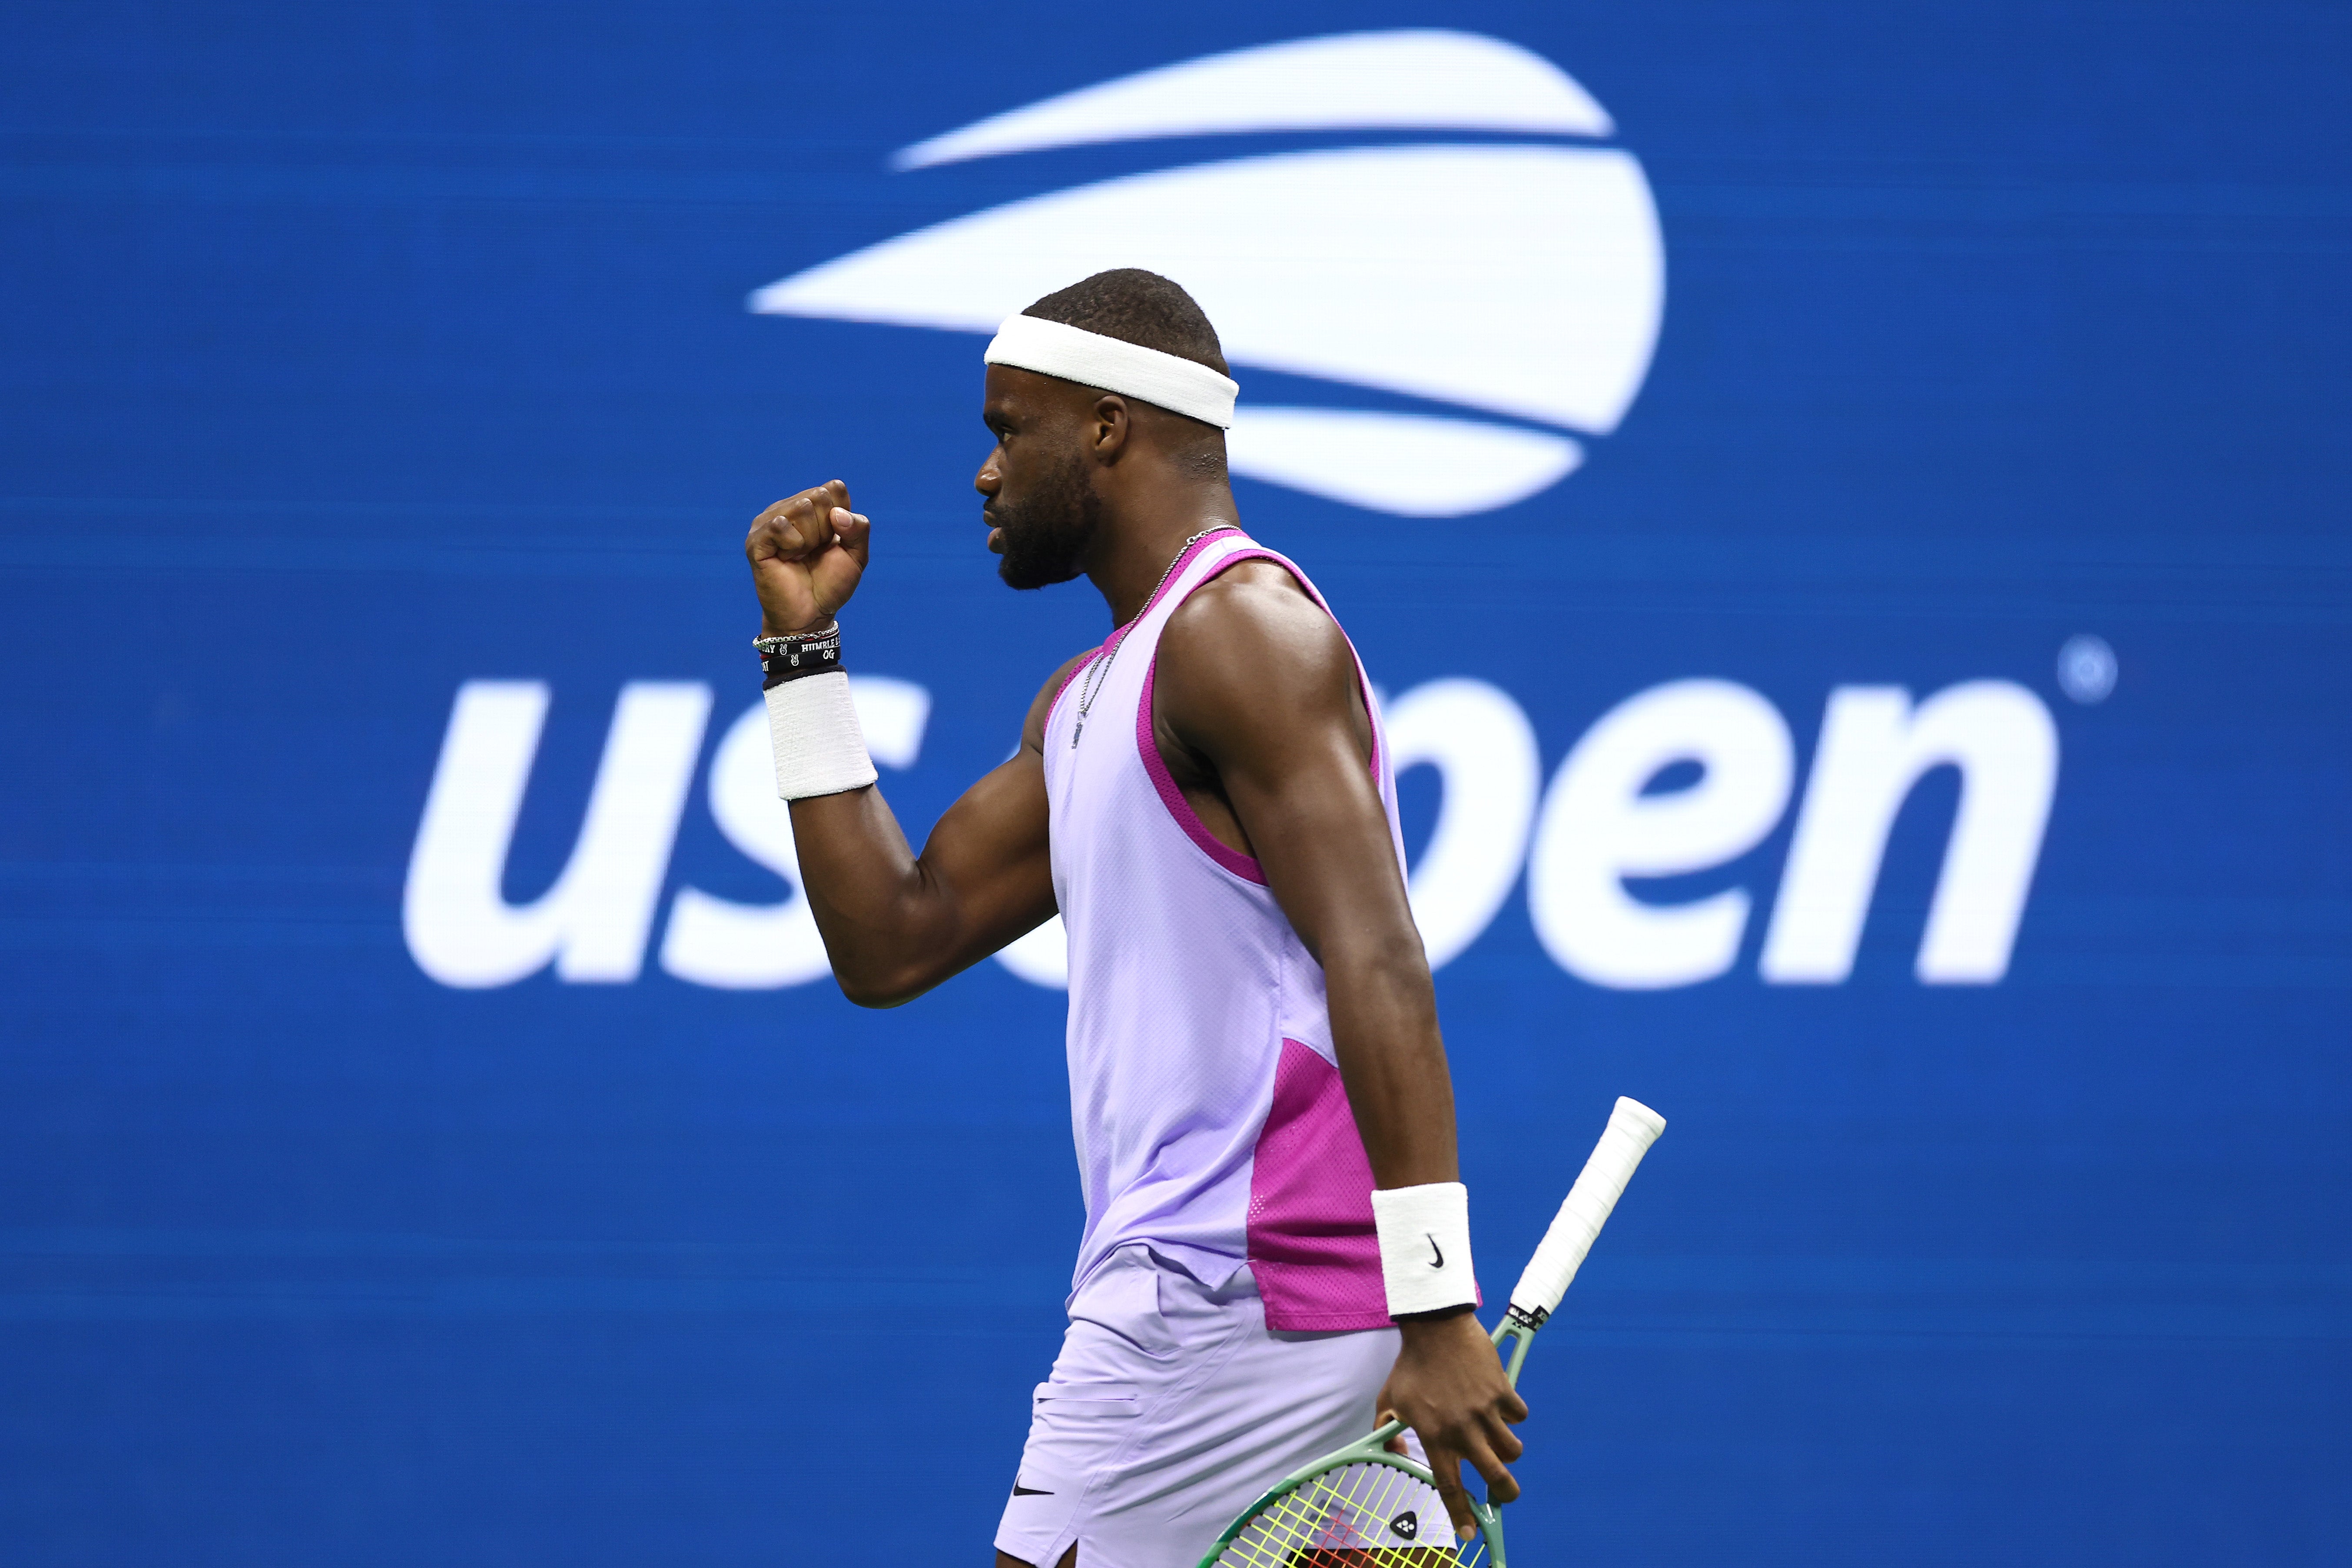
744, 489, 1062, 1005
785, 753, 1055, 1006
1323, 936, 1461, 1190
786, 786, 957, 1005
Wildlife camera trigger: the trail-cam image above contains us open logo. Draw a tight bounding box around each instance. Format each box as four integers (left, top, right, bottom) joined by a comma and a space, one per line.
402, 37, 2064, 996
749, 30, 1666, 518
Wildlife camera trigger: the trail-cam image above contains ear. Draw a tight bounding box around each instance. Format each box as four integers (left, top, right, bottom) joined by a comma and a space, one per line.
1088, 394, 1133, 463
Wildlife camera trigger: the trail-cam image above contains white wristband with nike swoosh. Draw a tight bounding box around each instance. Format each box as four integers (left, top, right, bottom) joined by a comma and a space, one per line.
1371, 1181, 1478, 1318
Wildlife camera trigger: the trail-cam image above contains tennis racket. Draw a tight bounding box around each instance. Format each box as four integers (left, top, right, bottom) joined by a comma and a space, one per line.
1193, 1096, 1667, 1568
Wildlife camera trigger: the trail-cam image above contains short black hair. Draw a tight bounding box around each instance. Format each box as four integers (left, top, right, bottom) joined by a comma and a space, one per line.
1022, 269, 1230, 377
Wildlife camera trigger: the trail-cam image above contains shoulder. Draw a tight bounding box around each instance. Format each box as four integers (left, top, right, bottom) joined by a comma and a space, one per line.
1160, 558, 1347, 671
1020, 646, 1100, 752
1157, 559, 1362, 749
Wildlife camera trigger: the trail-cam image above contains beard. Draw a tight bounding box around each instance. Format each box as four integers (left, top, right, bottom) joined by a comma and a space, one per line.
991, 450, 1101, 590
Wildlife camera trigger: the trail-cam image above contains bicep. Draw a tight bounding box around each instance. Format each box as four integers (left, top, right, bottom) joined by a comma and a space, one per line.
893, 661, 1076, 981
917, 746, 1056, 939
1219, 723, 1416, 964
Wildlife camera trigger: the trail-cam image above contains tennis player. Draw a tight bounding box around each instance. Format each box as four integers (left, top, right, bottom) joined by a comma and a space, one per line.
744, 269, 1525, 1567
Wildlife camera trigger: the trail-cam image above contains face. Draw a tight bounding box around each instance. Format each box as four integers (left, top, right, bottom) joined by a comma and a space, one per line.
976, 367, 1101, 590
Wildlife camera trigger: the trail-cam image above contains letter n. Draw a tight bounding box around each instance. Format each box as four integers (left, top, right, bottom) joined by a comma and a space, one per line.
1760, 681, 2058, 985
403, 681, 711, 987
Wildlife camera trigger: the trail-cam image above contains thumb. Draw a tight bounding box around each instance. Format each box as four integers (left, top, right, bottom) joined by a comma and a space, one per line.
832, 507, 872, 566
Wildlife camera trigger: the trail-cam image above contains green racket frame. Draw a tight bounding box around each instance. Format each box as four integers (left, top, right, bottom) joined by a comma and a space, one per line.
1192, 1096, 1666, 1568
1190, 1313, 1537, 1566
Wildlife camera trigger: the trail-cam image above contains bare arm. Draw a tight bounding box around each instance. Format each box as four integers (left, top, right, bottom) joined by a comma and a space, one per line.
1153, 564, 1527, 1538
746, 481, 1064, 1007
1155, 571, 1456, 1187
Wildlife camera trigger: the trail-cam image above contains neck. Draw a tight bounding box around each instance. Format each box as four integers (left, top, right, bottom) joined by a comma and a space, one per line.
1086, 478, 1241, 626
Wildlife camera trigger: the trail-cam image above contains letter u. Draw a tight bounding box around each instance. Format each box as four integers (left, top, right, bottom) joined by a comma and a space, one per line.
403, 681, 711, 988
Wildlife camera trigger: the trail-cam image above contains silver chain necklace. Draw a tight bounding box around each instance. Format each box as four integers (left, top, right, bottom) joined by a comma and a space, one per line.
1071, 525, 1239, 747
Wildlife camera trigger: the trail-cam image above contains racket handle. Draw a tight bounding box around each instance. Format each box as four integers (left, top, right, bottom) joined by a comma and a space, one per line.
1503, 1097, 1665, 1328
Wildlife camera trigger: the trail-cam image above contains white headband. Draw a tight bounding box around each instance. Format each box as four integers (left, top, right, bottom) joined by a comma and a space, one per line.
983, 314, 1239, 429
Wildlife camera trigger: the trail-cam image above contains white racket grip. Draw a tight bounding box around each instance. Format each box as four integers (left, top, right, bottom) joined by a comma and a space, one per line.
1506, 1097, 1666, 1326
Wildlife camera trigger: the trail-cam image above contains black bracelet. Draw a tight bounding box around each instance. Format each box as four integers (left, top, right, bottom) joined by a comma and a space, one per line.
759, 627, 843, 689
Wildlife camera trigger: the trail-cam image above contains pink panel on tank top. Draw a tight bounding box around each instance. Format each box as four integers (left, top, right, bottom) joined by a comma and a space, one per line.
1246, 1038, 1389, 1331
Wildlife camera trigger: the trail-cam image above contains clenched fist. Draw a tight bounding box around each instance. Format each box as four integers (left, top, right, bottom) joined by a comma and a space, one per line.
746, 479, 871, 635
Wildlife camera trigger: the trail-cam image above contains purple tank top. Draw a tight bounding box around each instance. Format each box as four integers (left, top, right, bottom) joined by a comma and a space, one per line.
1040, 530, 1405, 1331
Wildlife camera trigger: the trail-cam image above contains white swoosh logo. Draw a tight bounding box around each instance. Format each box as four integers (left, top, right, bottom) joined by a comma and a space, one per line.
892, 28, 1614, 169
752, 33, 1665, 517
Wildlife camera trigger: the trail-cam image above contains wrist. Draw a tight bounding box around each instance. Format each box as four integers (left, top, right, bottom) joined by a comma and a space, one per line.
1395, 1303, 1480, 1332
757, 622, 843, 690
760, 614, 837, 639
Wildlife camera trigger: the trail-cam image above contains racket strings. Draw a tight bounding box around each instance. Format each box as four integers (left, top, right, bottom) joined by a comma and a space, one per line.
1208, 1460, 1487, 1567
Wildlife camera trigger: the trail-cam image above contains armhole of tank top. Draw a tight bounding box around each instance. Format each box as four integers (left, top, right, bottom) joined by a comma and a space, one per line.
1135, 654, 1270, 885
1135, 548, 1385, 885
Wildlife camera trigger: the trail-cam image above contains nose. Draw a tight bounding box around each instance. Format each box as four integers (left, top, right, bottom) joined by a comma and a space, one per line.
975, 452, 1002, 498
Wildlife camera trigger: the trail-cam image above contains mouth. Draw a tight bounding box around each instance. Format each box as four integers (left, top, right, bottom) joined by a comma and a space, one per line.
983, 507, 1004, 553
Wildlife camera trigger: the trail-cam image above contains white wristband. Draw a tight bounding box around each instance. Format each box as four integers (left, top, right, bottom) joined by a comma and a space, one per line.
765, 670, 877, 799
1371, 1181, 1478, 1318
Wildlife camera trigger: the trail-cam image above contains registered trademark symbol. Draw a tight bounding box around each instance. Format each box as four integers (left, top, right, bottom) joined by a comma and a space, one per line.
2057, 634, 2116, 705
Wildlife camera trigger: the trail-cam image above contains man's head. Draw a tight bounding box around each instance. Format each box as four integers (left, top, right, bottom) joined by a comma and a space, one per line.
977, 269, 1232, 590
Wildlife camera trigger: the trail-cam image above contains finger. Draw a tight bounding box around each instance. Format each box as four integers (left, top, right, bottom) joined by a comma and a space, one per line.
1425, 1449, 1478, 1540
785, 492, 834, 555
822, 477, 852, 512
782, 493, 814, 551
1480, 1408, 1525, 1464
747, 501, 794, 559
1460, 1431, 1520, 1508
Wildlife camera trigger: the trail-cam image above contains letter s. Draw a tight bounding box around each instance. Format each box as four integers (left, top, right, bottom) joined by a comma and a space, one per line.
658, 678, 930, 989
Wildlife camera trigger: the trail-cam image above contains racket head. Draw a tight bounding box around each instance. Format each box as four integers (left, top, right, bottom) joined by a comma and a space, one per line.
1195, 1437, 1504, 1568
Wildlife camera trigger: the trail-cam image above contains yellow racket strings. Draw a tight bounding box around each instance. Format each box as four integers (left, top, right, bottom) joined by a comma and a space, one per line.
1209, 1460, 1484, 1567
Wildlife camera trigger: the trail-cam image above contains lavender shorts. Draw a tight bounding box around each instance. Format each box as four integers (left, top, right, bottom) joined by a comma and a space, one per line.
995, 1246, 1444, 1568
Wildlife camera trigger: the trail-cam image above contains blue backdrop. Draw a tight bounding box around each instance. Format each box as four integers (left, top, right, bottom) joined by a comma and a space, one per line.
4, 5, 2348, 1564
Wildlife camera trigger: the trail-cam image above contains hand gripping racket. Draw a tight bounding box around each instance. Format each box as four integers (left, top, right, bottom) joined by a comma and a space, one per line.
1194, 1097, 1667, 1568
